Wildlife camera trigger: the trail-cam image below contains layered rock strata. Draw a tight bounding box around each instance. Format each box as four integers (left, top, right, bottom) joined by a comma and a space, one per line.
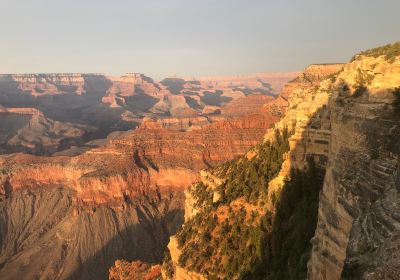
308, 56, 400, 280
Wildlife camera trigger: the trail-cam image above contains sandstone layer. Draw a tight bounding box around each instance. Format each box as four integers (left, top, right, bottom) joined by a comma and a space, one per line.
308, 55, 400, 280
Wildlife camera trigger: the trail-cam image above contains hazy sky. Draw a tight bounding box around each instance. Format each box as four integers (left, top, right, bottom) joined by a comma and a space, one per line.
1, 0, 399, 79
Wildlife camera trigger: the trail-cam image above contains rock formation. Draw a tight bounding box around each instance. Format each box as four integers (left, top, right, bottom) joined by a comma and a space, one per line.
0, 69, 289, 279
0, 109, 96, 155
221, 95, 274, 117
109, 260, 162, 280
308, 53, 400, 280
184, 72, 301, 96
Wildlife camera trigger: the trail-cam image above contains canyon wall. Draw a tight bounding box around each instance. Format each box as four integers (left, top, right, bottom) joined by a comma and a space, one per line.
262, 53, 400, 280
308, 56, 400, 280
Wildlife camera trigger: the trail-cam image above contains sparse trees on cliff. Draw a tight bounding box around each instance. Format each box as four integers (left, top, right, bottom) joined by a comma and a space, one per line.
173, 127, 293, 279
393, 87, 400, 114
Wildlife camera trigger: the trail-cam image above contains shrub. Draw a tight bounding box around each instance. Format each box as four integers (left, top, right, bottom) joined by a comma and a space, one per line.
171, 127, 294, 279
351, 41, 400, 63
393, 87, 400, 114
241, 158, 324, 280
163, 251, 175, 278
355, 69, 374, 86
353, 86, 367, 97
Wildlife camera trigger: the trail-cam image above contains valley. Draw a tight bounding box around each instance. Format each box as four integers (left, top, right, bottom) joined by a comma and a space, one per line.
0, 72, 295, 279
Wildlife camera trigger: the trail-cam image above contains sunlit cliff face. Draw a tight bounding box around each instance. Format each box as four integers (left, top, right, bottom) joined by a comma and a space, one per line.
309, 54, 400, 280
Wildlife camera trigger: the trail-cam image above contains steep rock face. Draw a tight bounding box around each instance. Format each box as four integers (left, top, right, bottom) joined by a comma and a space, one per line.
255, 56, 400, 280
140, 116, 211, 131
308, 55, 400, 280
0, 106, 44, 115
103, 73, 167, 110
0, 73, 87, 96
301, 64, 344, 82
0, 74, 132, 152
0, 144, 191, 280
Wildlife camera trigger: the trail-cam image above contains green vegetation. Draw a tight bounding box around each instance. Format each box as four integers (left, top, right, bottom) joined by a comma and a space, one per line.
265, 159, 323, 280
352, 69, 373, 98
174, 128, 292, 279
236, 159, 323, 280
173, 126, 324, 280
217, 127, 290, 204
355, 69, 374, 86
162, 251, 174, 278
393, 87, 400, 114
173, 128, 298, 279
191, 181, 213, 208
353, 86, 367, 98
351, 41, 400, 63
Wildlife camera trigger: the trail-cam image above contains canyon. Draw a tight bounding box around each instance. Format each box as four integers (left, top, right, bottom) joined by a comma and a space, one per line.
1, 42, 399, 280
0, 72, 295, 279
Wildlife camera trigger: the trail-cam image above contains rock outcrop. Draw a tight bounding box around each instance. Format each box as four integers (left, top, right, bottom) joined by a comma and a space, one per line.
308, 55, 400, 280
0, 110, 96, 155
109, 260, 162, 280
0, 73, 87, 96
4, 43, 398, 280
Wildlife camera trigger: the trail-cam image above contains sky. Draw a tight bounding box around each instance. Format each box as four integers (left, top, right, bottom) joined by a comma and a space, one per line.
0, 0, 399, 79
